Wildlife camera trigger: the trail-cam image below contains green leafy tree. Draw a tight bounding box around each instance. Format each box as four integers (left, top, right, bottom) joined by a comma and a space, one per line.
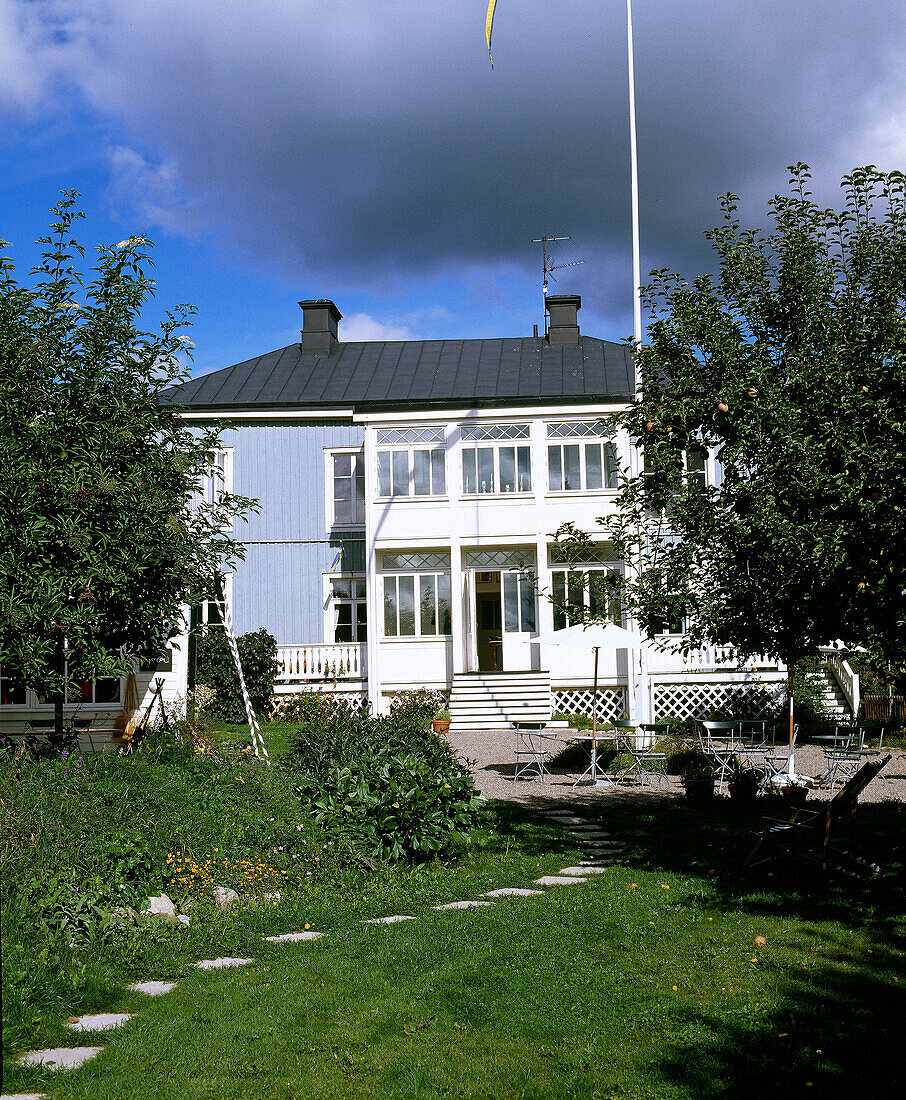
605, 165, 906, 693
0, 193, 255, 735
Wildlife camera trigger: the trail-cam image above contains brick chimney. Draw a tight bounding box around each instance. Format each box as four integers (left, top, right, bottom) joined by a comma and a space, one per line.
546, 294, 581, 345
299, 299, 342, 354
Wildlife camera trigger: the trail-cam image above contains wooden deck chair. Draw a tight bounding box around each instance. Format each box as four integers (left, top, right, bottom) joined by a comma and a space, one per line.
743, 755, 891, 876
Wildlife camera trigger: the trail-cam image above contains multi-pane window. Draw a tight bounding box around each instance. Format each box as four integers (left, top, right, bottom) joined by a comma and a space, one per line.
502, 572, 536, 633
461, 424, 531, 494
381, 552, 451, 637
332, 452, 365, 524
376, 429, 446, 498
551, 568, 622, 630
331, 577, 367, 642
191, 449, 232, 510
0, 667, 26, 706
36, 672, 121, 705
546, 421, 618, 491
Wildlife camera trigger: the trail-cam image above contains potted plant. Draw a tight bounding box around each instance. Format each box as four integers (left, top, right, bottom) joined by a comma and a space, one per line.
727, 757, 760, 803
681, 754, 716, 804
432, 709, 451, 735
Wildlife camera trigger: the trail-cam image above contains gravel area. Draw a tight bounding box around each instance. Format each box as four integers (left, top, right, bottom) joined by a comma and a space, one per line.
447, 728, 906, 808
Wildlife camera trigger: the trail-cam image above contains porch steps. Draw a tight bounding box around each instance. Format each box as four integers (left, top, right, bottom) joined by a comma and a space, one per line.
449, 672, 552, 731
808, 669, 853, 721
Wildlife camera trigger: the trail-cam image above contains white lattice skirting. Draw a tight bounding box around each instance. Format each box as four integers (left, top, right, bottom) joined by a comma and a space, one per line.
271, 688, 369, 718
653, 680, 786, 722
553, 688, 628, 723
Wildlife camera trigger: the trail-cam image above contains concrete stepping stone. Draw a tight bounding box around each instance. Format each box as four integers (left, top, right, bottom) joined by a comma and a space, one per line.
363, 915, 416, 924
558, 866, 608, 876
194, 957, 255, 969
482, 887, 545, 898
569, 826, 611, 835
18, 1047, 103, 1070
264, 931, 322, 943
2, 1093, 46, 1099
65, 1013, 132, 1032
129, 980, 177, 996
433, 900, 494, 911
534, 875, 588, 886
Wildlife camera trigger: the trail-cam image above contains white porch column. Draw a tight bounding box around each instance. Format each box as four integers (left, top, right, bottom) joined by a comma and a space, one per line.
450, 536, 465, 676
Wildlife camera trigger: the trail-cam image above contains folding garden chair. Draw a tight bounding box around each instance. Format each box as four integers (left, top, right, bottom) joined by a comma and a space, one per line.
512, 722, 553, 782
697, 721, 741, 792
813, 726, 865, 788
743, 755, 891, 876
736, 720, 771, 768
622, 722, 671, 787
762, 724, 798, 785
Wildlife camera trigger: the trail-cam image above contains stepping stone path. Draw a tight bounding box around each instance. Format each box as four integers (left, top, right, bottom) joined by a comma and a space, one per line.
18, 1048, 103, 1070
482, 887, 544, 898
433, 900, 494, 910
129, 980, 177, 996
195, 957, 255, 969
16, 805, 626, 1085
264, 931, 322, 943
65, 1013, 132, 1032
2, 1093, 46, 1099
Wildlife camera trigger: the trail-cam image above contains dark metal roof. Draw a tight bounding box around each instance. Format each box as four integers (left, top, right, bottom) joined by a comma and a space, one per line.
165, 336, 634, 413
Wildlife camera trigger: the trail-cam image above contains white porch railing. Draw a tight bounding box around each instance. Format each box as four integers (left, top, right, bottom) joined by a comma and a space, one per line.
646, 644, 778, 675
277, 643, 366, 683
822, 649, 860, 717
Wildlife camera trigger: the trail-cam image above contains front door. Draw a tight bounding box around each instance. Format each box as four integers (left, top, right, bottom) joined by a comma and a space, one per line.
475, 572, 503, 671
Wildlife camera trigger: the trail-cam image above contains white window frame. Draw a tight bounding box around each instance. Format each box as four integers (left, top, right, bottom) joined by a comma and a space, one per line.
327, 448, 366, 527
547, 440, 618, 492
325, 574, 368, 643
376, 446, 446, 499
382, 572, 453, 638
462, 442, 532, 495
550, 566, 623, 630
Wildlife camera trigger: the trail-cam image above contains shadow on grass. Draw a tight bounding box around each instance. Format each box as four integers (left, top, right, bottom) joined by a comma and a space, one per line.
586, 792, 906, 1098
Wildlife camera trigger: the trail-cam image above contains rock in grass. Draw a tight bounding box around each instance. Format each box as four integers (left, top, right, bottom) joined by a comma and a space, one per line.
128, 981, 177, 996
65, 1013, 132, 1032
214, 886, 239, 911
141, 895, 178, 923
194, 957, 254, 969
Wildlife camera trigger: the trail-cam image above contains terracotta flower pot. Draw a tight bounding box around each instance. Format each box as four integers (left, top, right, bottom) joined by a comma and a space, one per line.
432, 719, 451, 735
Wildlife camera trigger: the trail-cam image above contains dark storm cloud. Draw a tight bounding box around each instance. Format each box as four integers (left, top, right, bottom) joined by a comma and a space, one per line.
7, 0, 906, 332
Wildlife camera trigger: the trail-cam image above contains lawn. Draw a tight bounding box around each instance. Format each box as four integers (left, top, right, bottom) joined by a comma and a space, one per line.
4, 768, 905, 1100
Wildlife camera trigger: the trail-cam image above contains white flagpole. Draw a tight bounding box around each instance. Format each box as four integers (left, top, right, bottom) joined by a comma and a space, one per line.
626, 0, 642, 350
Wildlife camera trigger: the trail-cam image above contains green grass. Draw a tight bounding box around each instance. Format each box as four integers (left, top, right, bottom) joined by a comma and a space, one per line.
4, 796, 905, 1099
210, 719, 297, 757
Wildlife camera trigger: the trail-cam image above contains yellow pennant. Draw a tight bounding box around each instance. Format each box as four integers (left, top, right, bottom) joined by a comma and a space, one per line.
486, 0, 497, 67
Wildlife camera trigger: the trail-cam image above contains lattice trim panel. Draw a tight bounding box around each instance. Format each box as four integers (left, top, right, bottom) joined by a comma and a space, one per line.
653, 681, 786, 722
270, 688, 369, 718
376, 427, 445, 445
553, 688, 628, 724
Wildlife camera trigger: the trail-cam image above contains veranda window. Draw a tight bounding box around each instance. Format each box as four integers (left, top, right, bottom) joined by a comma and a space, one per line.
546, 421, 618, 491
380, 552, 452, 638
461, 424, 531, 494
376, 428, 446, 498
551, 569, 622, 630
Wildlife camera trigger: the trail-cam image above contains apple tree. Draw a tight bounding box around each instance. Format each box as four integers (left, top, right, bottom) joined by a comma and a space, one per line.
0, 193, 255, 737
606, 165, 906, 694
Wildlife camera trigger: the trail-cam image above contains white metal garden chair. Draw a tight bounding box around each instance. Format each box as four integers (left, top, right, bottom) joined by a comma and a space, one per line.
512, 722, 554, 782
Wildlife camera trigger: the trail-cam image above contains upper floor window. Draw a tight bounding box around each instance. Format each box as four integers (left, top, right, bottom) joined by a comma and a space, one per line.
376, 428, 446, 498
332, 451, 365, 525
547, 422, 617, 492
461, 423, 531, 494
191, 448, 233, 510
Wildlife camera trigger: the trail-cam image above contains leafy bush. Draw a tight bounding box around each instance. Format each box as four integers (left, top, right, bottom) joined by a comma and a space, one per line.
312, 748, 484, 861
195, 626, 278, 722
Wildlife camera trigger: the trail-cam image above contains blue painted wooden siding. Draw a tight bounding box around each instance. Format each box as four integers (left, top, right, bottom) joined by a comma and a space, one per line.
222, 421, 364, 639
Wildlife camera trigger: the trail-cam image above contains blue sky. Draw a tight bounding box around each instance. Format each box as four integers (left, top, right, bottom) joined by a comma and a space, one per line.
2, 1, 904, 377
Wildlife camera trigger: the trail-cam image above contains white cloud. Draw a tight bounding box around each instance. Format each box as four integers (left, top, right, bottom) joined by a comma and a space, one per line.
340, 313, 419, 342
107, 146, 207, 237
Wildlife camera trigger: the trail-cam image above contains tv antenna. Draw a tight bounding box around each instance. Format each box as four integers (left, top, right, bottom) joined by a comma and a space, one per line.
532, 234, 584, 335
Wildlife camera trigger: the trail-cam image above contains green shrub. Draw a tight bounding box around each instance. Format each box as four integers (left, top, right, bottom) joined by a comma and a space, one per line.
196, 626, 278, 722
311, 747, 484, 861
